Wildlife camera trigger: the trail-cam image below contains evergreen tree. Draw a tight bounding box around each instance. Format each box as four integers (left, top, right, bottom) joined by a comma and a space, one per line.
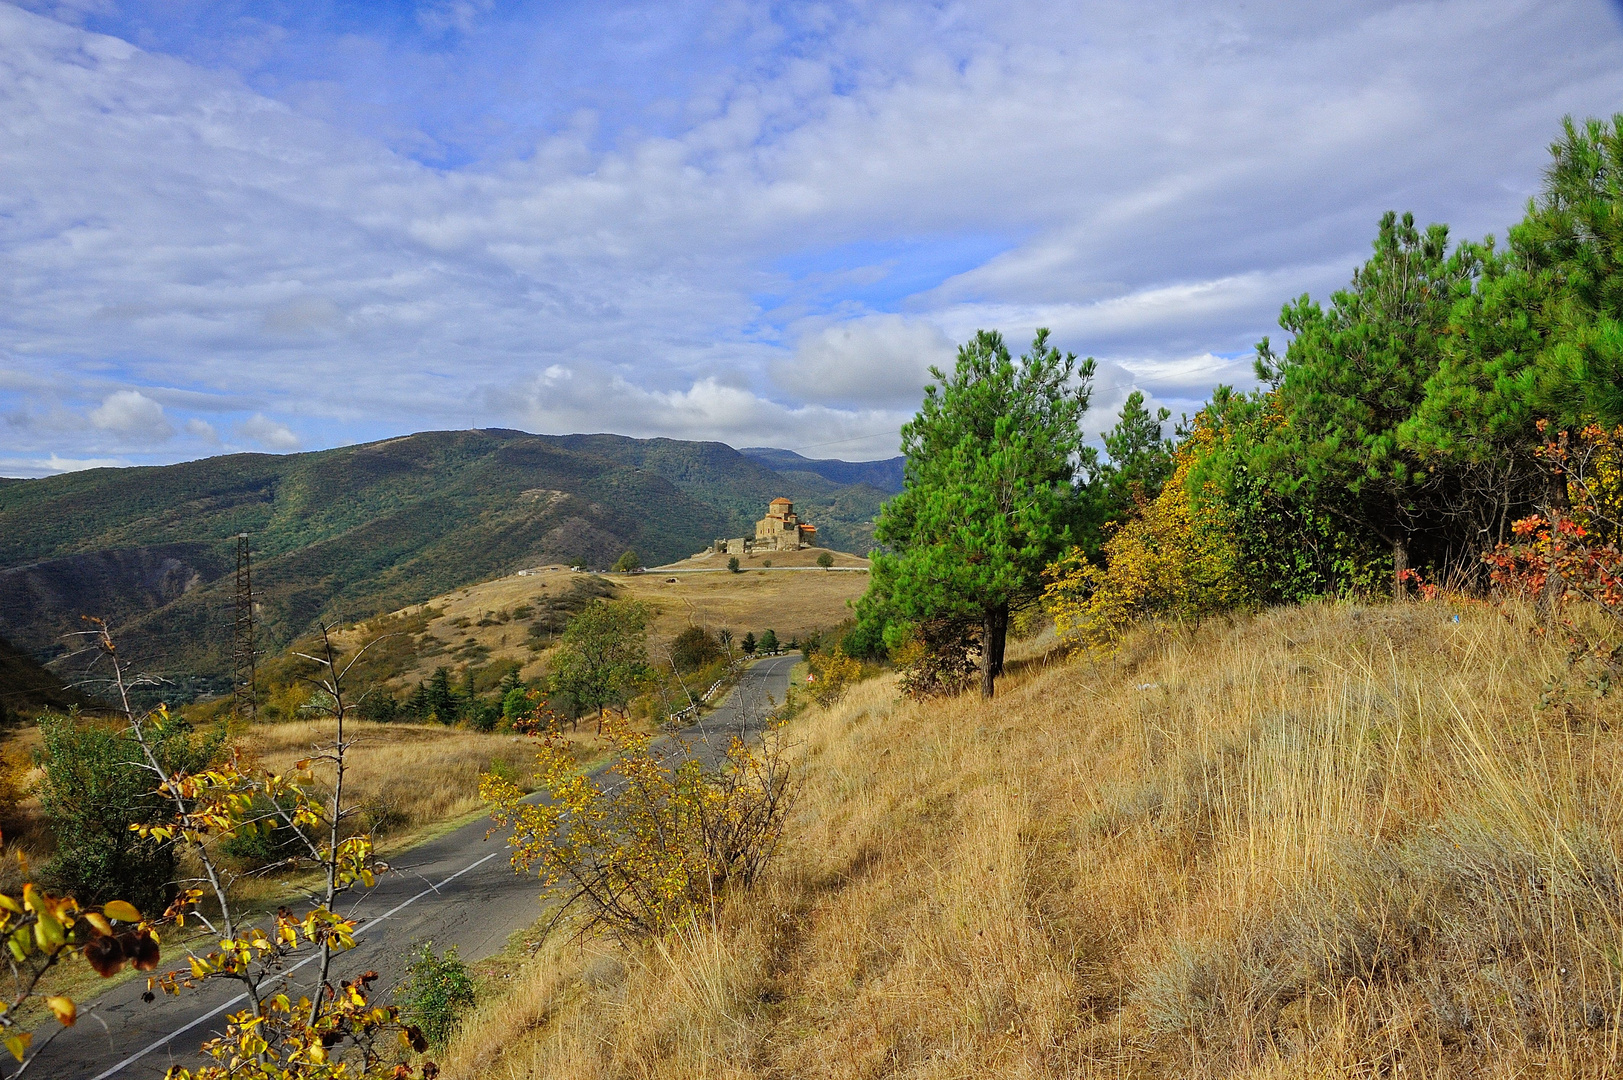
870, 328, 1093, 697
1090, 390, 1175, 530
425, 667, 456, 724
741, 631, 756, 656
758, 629, 779, 655
1256, 211, 1479, 596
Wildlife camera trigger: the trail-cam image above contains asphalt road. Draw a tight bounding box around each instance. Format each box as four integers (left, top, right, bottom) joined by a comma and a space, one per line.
40, 654, 798, 1080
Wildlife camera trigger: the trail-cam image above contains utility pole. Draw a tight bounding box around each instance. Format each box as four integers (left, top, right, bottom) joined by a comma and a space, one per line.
233, 533, 257, 723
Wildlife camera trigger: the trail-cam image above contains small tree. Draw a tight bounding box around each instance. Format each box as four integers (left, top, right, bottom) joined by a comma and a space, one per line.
741, 632, 757, 656
869, 328, 1094, 697
816, 551, 834, 569
36, 712, 224, 914
612, 549, 642, 573
425, 666, 456, 723
484, 712, 794, 940
759, 629, 779, 655
550, 600, 652, 733
717, 628, 734, 660
396, 943, 476, 1049
728, 556, 741, 573
671, 626, 723, 673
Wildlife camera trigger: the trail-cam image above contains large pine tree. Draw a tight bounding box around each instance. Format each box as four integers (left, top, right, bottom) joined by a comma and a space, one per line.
872, 329, 1093, 697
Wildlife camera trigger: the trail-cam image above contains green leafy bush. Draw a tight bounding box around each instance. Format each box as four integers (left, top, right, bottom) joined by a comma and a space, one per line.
395, 943, 476, 1048
36, 711, 224, 914
670, 626, 723, 673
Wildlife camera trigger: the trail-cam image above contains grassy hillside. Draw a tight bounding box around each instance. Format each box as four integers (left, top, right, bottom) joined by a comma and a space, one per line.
0, 430, 887, 690
442, 601, 1623, 1079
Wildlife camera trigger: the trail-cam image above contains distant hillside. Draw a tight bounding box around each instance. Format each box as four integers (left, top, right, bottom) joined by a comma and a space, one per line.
0, 632, 99, 721
739, 448, 904, 493
547, 435, 889, 551
0, 429, 889, 693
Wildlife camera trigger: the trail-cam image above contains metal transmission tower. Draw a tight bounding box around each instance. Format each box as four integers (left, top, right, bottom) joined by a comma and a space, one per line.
232, 533, 257, 723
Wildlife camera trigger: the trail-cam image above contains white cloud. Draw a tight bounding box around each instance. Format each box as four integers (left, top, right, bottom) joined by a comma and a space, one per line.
0, 0, 1621, 469
238, 414, 301, 451
774, 316, 954, 408
183, 417, 219, 441
87, 389, 173, 440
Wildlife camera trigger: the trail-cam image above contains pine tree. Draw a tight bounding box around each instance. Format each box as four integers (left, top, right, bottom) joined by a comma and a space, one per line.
1256, 211, 1479, 596
870, 328, 1093, 697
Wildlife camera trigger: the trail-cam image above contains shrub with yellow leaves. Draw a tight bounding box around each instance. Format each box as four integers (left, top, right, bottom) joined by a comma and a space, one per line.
806, 646, 860, 708
1044, 420, 1253, 648
483, 705, 794, 940
64, 619, 438, 1080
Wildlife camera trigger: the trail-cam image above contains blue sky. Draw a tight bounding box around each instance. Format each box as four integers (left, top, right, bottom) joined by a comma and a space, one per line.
3, 0, 1622, 474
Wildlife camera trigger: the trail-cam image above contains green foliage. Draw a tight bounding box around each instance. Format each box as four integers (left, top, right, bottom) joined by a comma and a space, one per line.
218, 794, 307, 871
395, 943, 476, 1049
611, 549, 642, 573
758, 629, 779, 655
728, 556, 741, 573
1087, 390, 1175, 534
549, 599, 652, 724
424, 667, 456, 724
1255, 210, 1480, 594
671, 626, 723, 673
867, 328, 1093, 696
501, 685, 531, 722
36, 712, 224, 914
741, 631, 757, 655
356, 691, 398, 723
816, 551, 834, 569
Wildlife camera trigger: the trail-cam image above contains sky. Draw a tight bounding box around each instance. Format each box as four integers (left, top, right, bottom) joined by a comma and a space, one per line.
2, 0, 1622, 476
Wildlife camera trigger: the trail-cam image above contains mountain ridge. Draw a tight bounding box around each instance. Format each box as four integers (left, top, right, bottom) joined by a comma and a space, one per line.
0, 429, 891, 695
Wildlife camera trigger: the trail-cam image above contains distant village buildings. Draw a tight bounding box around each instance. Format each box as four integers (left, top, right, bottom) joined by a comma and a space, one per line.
711, 497, 818, 555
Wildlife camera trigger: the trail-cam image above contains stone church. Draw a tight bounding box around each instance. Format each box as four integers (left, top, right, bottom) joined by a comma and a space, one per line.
712, 497, 818, 555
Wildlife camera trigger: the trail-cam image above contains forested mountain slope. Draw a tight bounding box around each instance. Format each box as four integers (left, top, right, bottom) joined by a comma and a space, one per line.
0, 430, 887, 691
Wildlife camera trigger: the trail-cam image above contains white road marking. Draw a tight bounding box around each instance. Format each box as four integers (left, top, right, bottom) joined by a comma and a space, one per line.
86, 658, 795, 1078
87, 850, 504, 1080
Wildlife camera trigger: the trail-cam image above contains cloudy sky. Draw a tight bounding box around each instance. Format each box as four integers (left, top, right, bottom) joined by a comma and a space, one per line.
2, 0, 1621, 476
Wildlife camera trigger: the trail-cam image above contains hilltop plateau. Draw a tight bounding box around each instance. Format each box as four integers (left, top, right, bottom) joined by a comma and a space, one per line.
313, 548, 869, 700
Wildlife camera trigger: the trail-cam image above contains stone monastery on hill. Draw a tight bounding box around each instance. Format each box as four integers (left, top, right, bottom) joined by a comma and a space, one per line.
711, 497, 817, 555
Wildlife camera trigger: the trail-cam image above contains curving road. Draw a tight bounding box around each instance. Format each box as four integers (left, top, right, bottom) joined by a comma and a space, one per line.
40, 654, 798, 1080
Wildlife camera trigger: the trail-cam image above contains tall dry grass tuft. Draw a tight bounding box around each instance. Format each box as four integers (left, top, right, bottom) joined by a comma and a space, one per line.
441, 602, 1623, 1078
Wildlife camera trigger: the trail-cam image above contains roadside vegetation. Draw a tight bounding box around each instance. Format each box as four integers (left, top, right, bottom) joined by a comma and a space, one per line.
430, 115, 1623, 1079
445, 601, 1623, 1079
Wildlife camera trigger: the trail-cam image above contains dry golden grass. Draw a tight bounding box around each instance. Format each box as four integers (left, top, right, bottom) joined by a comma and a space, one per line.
438, 600, 1623, 1079
330, 553, 868, 692
614, 554, 869, 647
236, 718, 535, 844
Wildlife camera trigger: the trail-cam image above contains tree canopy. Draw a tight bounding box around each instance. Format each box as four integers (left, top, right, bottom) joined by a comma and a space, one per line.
550, 599, 651, 731
870, 328, 1093, 697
